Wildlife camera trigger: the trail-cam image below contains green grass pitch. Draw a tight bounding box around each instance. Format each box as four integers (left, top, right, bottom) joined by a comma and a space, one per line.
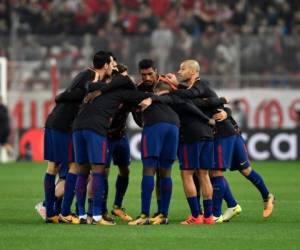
0, 161, 299, 250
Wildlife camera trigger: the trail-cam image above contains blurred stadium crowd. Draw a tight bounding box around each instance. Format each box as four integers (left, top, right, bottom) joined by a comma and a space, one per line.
0, 0, 300, 89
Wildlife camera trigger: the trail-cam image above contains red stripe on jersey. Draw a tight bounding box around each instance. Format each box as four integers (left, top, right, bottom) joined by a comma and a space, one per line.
68, 138, 73, 162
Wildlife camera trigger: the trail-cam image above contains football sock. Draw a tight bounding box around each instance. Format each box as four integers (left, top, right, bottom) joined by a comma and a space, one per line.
211, 176, 226, 217
157, 199, 162, 214
54, 197, 62, 215
92, 173, 105, 217
61, 173, 77, 216
44, 173, 56, 217
141, 175, 154, 216
160, 177, 172, 217
187, 196, 200, 218
102, 177, 108, 214
223, 177, 237, 208
76, 174, 88, 216
203, 199, 213, 218
114, 175, 129, 207
246, 170, 269, 200
87, 198, 93, 216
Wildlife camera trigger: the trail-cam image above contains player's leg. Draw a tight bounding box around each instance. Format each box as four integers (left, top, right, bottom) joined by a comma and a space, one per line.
234, 135, 274, 218
193, 172, 203, 215
110, 136, 132, 221
198, 140, 215, 224
178, 142, 203, 224
85, 130, 115, 225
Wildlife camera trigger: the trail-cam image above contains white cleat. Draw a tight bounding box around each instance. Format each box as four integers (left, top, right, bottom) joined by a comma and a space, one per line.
35, 202, 46, 221
223, 204, 242, 222
213, 215, 224, 223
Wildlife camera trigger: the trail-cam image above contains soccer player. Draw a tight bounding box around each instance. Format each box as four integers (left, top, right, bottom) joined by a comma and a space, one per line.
134, 59, 162, 218
72, 54, 151, 225
212, 109, 275, 221
43, 50, 119, 224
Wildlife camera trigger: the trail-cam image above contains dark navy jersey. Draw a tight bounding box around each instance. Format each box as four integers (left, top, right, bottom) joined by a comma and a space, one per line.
45, 69, 94, 132
174, 79, 236, 138
73, 77, 151, 136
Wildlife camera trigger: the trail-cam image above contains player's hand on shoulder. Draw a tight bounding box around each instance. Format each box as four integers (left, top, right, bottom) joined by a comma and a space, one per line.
213, 109, 228, 121
139, 98, 152, 111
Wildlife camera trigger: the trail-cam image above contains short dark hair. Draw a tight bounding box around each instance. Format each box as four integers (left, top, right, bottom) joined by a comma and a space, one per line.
138, 59, 156, 70
93, 51, 111, 69
107, 51, 117, 62
117, 63, 128, 74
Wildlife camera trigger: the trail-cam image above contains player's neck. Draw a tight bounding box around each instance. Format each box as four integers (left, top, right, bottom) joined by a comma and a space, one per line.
187, 74, 199, 89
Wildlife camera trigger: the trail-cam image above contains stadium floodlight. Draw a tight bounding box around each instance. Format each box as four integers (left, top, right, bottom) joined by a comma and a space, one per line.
0, 57, 7, 105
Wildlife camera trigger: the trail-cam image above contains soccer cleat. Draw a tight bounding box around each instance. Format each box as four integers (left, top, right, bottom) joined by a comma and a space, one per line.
152, 214, 169, 225
180, 215, 203, 225
203, 216, 215, 225
59, 214, 80, 224
213, 215, 223, 224
45, 215, 59, 224
128, 214, 150, 225
223, 204, 242, 222
150, 213, 163, 222
35, 202, 46, 221
92, 218, 116, 226
263, 193, 275, 218
111, 206, 133, 221
102, 212, 115, 223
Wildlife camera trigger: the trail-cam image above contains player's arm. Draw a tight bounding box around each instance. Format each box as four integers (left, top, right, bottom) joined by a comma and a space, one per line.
88, 75, 134, 93
192, 97, 228, 108
121, 89, 153, 104
55, 88, 86, 103
184, 101, 215, 125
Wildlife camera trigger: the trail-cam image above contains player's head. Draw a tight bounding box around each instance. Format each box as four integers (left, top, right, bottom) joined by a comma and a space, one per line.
117, 63, 128, 76
107, 51, 118, 75
154, 75, 177, 94
177, 60, 200, 82
138, 59, 158, 84
93, 50, 114, 77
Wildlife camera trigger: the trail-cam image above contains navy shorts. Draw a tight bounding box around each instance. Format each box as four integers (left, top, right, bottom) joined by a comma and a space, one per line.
44, 128, 74, 164
141, 123, 179, 168
73, 130, 108, 165
106, 135, 131, 168
213, 134, 250, 171
178, 139, 214, 170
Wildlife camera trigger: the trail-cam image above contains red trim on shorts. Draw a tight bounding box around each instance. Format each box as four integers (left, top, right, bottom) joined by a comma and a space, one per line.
68, 138, 73, 162
183, 145, 189, 169
243, 143, 250, 162
217, 144, 224, 170
143, 135, 148, 158
102, 140, 107, 163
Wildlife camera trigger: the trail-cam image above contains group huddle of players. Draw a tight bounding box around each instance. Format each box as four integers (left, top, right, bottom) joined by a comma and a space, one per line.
35, 51, 275, 225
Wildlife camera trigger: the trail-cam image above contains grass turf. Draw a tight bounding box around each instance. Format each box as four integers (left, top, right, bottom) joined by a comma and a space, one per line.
0, 161, 299, 250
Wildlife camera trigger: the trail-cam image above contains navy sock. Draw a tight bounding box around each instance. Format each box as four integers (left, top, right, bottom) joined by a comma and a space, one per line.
246, 170, 269, 200
61, 173, 77, 216
54, 197, 62, 215
211, 176, 226, 217
160, 177, 172, 217
187, 196, 199, 218
102, 177, 108, 214
223, 177, 237, 208
114, 175, 129, 207
87, 198, 93, 216
75, 174, 87, 216
157, 199, 162, 214
92, 173, 105, 217
141, 175, 154, 216
203, 199, 213, 218
44, 173, 56, 217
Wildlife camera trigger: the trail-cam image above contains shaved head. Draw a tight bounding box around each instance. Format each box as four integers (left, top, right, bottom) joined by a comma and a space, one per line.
177, 59, 200, 84
181, 60, 200, 73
